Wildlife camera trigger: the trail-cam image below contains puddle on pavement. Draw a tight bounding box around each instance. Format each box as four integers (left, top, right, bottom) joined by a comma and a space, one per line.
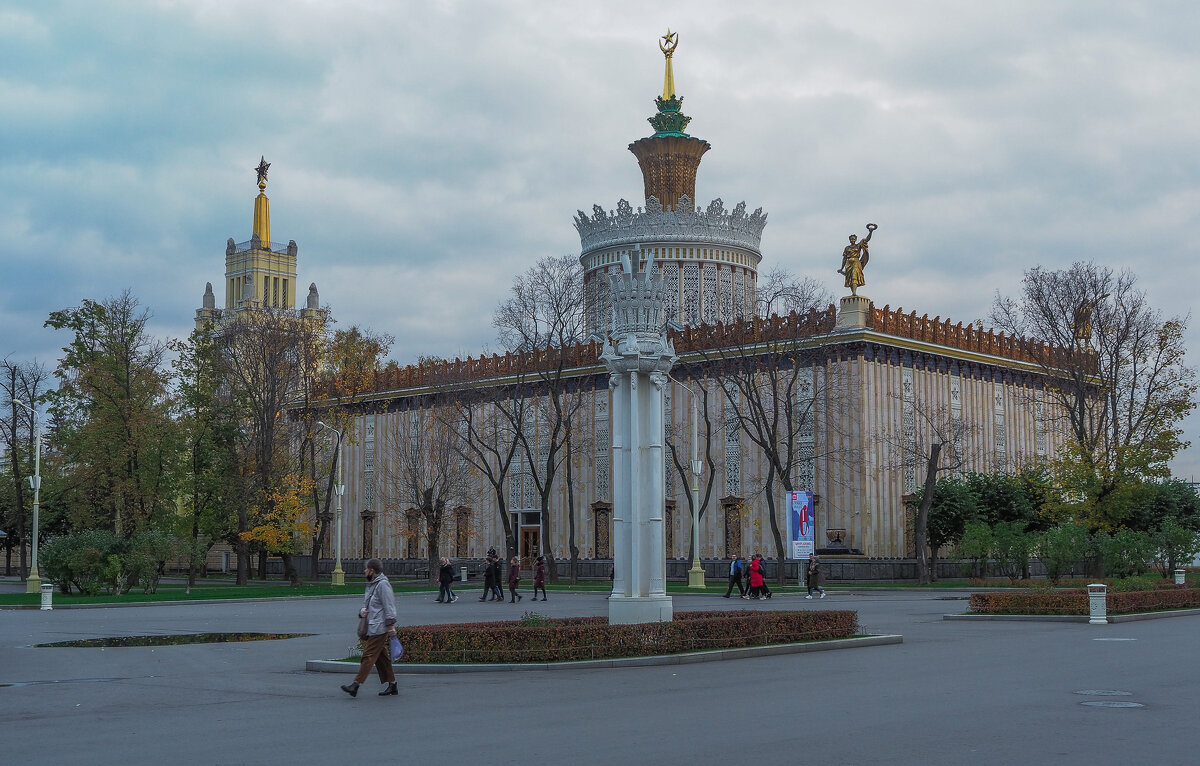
35, 632, 313, 648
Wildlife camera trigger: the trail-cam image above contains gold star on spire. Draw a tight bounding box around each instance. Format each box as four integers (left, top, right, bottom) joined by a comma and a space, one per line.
255, 156, 270, 191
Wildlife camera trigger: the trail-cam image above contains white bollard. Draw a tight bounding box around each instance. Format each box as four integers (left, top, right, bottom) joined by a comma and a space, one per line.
40, 582, 53, 611
1175, 569, 1186, 586
1087, 583, 1107, 624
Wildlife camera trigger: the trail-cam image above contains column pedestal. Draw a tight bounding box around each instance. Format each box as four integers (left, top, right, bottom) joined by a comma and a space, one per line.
835, 294, 872, 330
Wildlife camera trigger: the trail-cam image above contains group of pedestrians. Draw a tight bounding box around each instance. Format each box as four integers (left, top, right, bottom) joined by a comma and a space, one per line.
724, 552, 826, 600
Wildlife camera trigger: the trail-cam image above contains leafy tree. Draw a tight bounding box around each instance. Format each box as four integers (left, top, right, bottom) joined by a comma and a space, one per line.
991, 521, 1035, 582
1151, 517, 1200, 578
991, 262, 1196, 528
1037, 523, 1090, 584
304, 325, 391, 578
960, 521, 994, 579
240, 473, 316, 585
172, 327, 239, 588
1092, 528, 1156, 578
214, 307, 309, 583
965, 470, 1051, 531
44, 292, 178, 537
883, 398, 978, 585
923, 477, 980, 580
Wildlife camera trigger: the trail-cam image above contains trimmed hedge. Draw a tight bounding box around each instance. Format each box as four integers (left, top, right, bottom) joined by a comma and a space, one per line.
393, 609, 858, 664
969, 587, 1200, 616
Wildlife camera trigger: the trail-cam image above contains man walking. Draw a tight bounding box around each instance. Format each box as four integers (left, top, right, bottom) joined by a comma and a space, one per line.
341, 558, 397, 697
724, 553, 746, 598
480, 555, 497, 601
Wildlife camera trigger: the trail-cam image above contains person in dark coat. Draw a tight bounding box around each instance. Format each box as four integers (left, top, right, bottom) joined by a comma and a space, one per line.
490, 556, 505, 601
806, 554, 826, 599
725, 553, 746, 598
533, 555, 547, 601
437, 558, 457, 603
480, 555, 496, 601
507, 556, 523, 602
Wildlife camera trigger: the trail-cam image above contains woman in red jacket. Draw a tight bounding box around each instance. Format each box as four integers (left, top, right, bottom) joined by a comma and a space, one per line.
748, 554, 764, 599
508, 556, 523, 603
533, 555, 547, 601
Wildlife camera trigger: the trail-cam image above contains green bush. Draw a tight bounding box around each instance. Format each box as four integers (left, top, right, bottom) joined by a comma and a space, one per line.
1152, 517, 1200, 577
126, 530, 178, 593
392, 610, 858, 664
1038, 524, 1090, 585
39, 529, 182, 595
960, 522, 993, 578
992, 521, 1035, 582
1095, 529, 1155, 578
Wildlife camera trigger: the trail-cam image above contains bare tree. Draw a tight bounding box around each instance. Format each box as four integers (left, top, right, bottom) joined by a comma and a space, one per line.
991, 262, 1196, 525
694, 304, 847, 583
493, 254, 587, 582
665, 367, 721, 561
878, 396, 979, 585
755, 269, 832, 319
380, 404, 471, 585
0, 358, 51, 579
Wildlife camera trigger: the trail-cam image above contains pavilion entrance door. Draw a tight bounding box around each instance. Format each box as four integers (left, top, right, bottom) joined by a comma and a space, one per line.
520, 527, 540, 570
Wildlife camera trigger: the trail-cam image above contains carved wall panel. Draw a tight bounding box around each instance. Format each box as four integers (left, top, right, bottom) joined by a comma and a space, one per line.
702, 264, 718, 325
682, 263, 700, 325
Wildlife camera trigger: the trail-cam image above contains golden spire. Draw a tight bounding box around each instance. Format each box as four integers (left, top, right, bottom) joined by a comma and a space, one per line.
252, 156, 270, 247
659, 29, 678, 99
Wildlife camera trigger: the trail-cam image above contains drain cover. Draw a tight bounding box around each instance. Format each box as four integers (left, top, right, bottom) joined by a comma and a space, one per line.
1081, 701, 1144, 708
1075, 690, 1132, 696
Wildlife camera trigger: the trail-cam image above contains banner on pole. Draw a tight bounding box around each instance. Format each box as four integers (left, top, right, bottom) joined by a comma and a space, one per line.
786, 491, 815, 559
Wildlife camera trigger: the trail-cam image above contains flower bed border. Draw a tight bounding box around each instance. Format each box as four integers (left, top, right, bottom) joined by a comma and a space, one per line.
391, 609, 857, 664
968, 586, 1200, 616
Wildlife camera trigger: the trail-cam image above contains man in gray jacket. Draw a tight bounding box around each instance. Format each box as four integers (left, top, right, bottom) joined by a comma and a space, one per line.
342, 558, 398, 697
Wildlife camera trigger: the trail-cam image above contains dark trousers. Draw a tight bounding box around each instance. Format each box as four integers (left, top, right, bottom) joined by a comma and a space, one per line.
509, 582, 520, 601
807, 574, 824, 595
492, 582, 504, 600
725, 573, 745, 597
533, 584, 546, 599
354, 633, 395, 684
438, 583, 454, 601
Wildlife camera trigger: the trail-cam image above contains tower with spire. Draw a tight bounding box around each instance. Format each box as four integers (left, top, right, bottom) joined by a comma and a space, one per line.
197, 158, 322, 329
576, 31, 767, 335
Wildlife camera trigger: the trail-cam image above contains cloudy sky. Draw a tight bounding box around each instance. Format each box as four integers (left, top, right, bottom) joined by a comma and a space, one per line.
2, 1, 1198, 475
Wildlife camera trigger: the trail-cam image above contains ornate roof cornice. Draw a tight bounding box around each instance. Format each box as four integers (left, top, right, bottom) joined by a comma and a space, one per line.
575, 196, 767, 256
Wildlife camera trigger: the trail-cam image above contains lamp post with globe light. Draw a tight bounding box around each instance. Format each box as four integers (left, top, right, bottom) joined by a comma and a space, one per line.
317, 421, 346, 586
13, 399, 42, 594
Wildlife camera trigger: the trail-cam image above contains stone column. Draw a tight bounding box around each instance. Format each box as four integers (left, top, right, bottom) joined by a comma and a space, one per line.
601, 248, 677, 624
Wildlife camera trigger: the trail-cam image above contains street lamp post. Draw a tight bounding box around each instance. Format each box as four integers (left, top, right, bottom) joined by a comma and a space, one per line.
318, 421, 346, 586
13, 399, 42, 594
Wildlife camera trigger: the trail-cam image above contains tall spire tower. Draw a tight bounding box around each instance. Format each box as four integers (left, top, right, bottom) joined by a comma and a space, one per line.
218, 157, 299, 313
627, 30, 711, 211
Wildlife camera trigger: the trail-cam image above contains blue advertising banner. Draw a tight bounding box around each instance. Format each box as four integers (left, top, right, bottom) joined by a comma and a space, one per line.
786, 491, 815, 559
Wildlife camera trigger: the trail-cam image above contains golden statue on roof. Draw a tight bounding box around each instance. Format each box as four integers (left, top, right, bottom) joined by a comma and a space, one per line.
838, 223, 877, 297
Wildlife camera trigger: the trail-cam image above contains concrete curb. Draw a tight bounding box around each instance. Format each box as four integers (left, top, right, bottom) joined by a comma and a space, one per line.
944, 607, 1200, 623
305, 634, 903, 674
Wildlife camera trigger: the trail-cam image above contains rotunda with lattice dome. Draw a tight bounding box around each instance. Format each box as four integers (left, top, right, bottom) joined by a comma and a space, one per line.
577, 31, 765, 335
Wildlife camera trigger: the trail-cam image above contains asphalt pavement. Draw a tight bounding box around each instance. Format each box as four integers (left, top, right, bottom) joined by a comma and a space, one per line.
1, 586, 1197, 765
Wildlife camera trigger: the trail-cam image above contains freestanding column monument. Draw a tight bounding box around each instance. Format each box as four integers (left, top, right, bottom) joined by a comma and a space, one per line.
602, 247, 677, 624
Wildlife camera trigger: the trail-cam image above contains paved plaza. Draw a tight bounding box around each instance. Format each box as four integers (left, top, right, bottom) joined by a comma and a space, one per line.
1, 586, 1197, 764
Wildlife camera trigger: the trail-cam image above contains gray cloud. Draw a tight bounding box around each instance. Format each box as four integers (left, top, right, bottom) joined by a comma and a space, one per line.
1, 0, 1197, 475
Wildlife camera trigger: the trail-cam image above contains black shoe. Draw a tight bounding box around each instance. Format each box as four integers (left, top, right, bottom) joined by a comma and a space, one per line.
479, 597, 486, 601
518, 594, 523, 601
340, 682, 359, 697
378, 683, 398, 696
723, 594, 730, 598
